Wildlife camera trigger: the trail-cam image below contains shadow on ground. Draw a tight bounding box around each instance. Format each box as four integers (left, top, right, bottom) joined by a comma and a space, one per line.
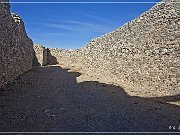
0, 65, 180, 132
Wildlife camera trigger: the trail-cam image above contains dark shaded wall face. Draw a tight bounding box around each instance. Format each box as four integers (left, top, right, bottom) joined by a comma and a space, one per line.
0, 1, 34, 88
33, 45, 47, 66
46, 48, 58, 65
32, 50, 41, 66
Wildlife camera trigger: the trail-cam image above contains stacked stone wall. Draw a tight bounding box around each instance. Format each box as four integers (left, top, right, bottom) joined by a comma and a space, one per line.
48, 0, 180, 96
33, 44, 47, 66
0, 0, 34, 87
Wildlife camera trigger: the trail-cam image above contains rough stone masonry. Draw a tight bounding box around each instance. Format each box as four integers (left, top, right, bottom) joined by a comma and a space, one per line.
33, 44, 47, 66
47, 0, 180, 96
0, 0, 179, 97
0, 0, 34, 87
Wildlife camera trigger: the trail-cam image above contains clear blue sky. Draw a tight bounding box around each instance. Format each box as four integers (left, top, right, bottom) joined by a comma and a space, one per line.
10, 0, 160, 49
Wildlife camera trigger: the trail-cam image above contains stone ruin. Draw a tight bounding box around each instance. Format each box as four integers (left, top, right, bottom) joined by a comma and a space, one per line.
35, 0, 179, 96
0, 0, 179, 97
0, 0, 34, 87
33, 44, 47, 66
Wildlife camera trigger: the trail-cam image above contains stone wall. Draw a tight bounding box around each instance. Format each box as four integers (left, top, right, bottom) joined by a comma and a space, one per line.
48, 0, 180, 96
33, 44, 47, 66
0, 0, 34, 87
47, 48, 81, 67
33, 45, 59, 66
46, 48, 58, 65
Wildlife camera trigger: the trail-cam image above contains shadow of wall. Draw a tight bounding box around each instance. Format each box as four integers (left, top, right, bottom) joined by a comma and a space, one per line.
0, 65, 179, 132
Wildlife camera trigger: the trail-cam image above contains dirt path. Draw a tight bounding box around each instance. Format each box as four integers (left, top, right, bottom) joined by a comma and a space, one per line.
0, 65, 180, 132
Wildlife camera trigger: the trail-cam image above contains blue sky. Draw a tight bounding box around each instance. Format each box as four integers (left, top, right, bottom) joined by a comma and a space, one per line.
10, 0, 160, 49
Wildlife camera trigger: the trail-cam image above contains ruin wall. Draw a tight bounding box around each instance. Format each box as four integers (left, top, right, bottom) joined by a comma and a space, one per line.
33, 44, 47, 66
48, 0, 180, 96
0, 0, 34, 87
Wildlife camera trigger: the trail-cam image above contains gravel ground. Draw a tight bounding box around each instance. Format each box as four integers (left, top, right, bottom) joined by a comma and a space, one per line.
0, 65, 180, 132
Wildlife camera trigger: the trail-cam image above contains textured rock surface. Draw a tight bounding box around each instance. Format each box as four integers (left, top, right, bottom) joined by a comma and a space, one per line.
0, 0, 33, 87
33, 44, 47, 66
48, 0, 180, 96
